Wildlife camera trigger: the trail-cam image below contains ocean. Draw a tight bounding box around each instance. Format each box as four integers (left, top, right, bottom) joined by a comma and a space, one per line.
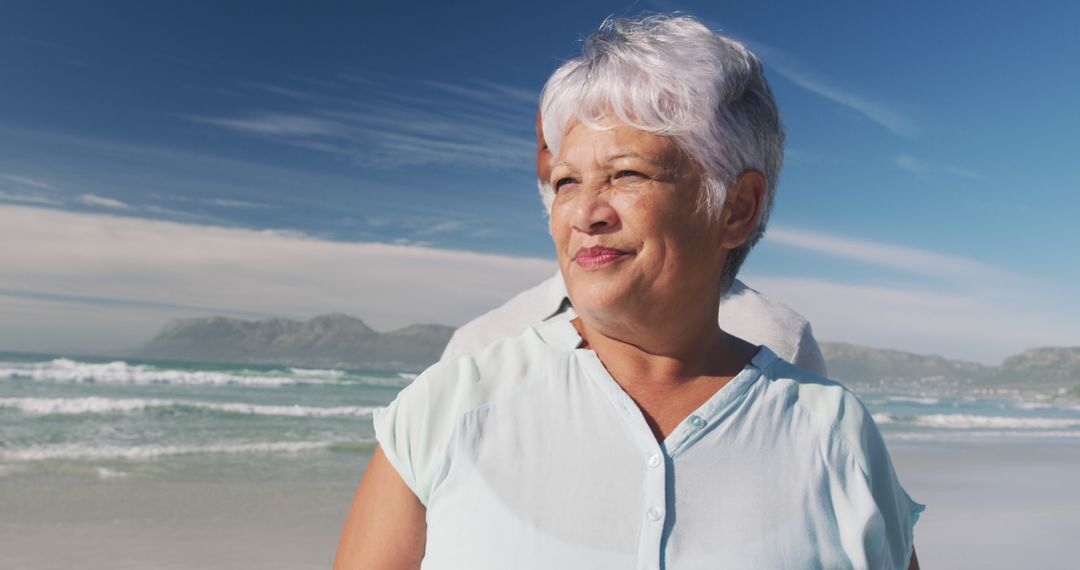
2, 351, 1080, 569
2, 351, 1078, 483
0, 352, 414, 483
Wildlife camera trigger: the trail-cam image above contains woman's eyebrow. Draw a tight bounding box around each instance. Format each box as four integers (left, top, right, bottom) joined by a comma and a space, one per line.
606, 152, 664, 167
553, 153, 664, 170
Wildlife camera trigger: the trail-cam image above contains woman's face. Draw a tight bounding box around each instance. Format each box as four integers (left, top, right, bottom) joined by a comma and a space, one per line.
549, 119, 728, 328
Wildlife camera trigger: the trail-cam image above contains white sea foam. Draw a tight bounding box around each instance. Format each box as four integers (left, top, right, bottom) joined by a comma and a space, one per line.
193, 401, 376, 417
913, 414, 1080, 430
289, 367, 346, 378
95, 466, 129, 480
0, 440, 338, 462
872, 413, 896, 424
887, 396, 941, 405
0, 358, 321, 386
1015, 401, 1057, 411
886, 430, 1080, 441
0, 396, 376, 417
398, 372, 418, 381
0, 396, 171, 414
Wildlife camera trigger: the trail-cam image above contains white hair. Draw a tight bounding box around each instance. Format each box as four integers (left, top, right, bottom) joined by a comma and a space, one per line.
538, 14, 784, 288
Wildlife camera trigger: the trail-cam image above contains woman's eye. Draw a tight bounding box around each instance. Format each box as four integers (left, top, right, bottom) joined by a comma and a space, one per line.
615, 170, 646, 181
553, 178, 577, 192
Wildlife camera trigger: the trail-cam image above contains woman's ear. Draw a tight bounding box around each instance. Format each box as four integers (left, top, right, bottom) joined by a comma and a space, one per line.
719, 170, 765, 250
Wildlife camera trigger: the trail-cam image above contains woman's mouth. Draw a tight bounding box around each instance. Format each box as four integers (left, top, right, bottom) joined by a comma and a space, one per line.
573, 246, 630, 269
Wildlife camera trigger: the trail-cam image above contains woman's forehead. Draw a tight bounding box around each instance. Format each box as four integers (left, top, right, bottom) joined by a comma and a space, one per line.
554, 121, 678, 167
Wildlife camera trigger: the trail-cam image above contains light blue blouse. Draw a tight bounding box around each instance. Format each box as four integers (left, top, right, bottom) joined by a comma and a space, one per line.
374, 314, 923, 569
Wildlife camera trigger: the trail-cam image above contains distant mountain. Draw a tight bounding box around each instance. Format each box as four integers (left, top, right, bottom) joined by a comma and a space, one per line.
999, 347, 1080, 385
820, 342, 1080, 399
136, 313, 1080, 395
138, 313, 453, 371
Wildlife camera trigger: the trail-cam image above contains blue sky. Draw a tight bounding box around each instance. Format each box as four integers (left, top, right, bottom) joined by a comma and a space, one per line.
1, 0, 1077, 363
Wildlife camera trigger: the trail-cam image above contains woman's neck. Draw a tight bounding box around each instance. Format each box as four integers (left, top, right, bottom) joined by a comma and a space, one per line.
570, 313, 756, 388
572, 315, 758, 442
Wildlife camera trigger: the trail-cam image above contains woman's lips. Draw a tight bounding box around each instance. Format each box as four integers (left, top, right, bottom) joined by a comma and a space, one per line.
573, 246, 630, 269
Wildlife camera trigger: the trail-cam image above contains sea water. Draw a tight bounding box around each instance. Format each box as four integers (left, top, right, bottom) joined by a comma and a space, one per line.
2, 351, 1079, 482
0, 352, 412, 482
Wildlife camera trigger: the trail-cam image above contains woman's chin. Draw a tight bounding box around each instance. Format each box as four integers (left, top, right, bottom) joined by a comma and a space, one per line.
567, 284, 636, 318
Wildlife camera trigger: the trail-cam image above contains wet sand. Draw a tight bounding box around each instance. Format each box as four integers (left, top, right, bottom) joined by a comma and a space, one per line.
2, 441, 1079, 569
890, 440, 1080, 569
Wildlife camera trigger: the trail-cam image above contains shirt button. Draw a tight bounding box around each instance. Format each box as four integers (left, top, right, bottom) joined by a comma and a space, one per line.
647, 507, 663, 521
647, 454, 662, 468
689, 415, 706, 428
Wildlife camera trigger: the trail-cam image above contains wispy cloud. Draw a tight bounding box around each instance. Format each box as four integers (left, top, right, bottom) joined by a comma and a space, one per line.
189, 113, 347, 137
187, 76, 538, 171
0, 189, 64, 206
750, 44, 918, 137
157, 194, 274, 210
422, 79, 539, 108
77, 193, 131, 210
765, 226, 1005, 283
894, 154, 984, 181
205, 198, 272, 209
414, 220, 465, 237
0, 174, 55, 190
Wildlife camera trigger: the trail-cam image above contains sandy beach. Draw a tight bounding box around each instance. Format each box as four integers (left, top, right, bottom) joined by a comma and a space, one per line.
891, 440, 1080, 569
1, 439, 1077, 569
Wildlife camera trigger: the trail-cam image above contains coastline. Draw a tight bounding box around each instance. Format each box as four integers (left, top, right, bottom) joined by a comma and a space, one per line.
2, 439, 1079, 569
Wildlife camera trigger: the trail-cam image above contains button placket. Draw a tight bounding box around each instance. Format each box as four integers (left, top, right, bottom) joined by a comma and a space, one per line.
636, 446, 667, 570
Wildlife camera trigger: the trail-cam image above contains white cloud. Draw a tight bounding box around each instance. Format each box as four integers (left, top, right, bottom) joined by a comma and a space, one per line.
749, 44, 918, 137
0, 174, 55, 190
414, 220, 465, 237
423, 79, 538, 108
0, 190, 64, 206
204, 198, 272, 209
894, 154, 984, 181
753, 227, 1078, 362
188, 77, 537, 171
0, 205, 555, 352
188, 113, 347, 137
765, 226, 1007, 284
747, 276, 1078, 364
77, 193, 130, 210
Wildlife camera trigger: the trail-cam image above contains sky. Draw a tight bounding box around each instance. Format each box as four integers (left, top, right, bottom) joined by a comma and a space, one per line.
1, 0, 1077, 363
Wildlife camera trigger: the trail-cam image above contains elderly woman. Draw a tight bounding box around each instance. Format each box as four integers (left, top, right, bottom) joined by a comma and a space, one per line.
335, 14, 922, 570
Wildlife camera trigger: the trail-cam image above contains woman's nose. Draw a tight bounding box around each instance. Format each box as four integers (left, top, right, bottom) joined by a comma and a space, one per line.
571, 184, 619, 234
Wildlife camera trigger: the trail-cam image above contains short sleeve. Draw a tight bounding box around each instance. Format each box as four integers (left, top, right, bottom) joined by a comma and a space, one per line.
838, 392, 925, 569
372, 356, 481, 506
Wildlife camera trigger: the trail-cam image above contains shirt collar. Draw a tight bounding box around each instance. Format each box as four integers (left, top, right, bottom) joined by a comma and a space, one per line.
540, 270, 572, 322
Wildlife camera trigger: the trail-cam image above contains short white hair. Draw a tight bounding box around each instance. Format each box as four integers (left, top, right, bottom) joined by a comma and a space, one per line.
538, 14, 784, 288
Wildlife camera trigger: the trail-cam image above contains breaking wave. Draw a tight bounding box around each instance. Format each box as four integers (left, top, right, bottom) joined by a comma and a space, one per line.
0, 396, 376, 417
0, 440, 342, 462
289, 367, 347, 378
887, 430, 1080, 441
0, 359, 329, 386
886, 396, 941, 405
913, 414, 1080, 430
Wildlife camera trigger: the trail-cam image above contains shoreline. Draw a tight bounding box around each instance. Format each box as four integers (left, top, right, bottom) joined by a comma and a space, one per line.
2, 439, 1079, 569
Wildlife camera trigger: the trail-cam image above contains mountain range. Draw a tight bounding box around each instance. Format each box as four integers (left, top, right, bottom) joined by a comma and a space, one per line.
138, 313, 453, 371
137, 314, 1080, 399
